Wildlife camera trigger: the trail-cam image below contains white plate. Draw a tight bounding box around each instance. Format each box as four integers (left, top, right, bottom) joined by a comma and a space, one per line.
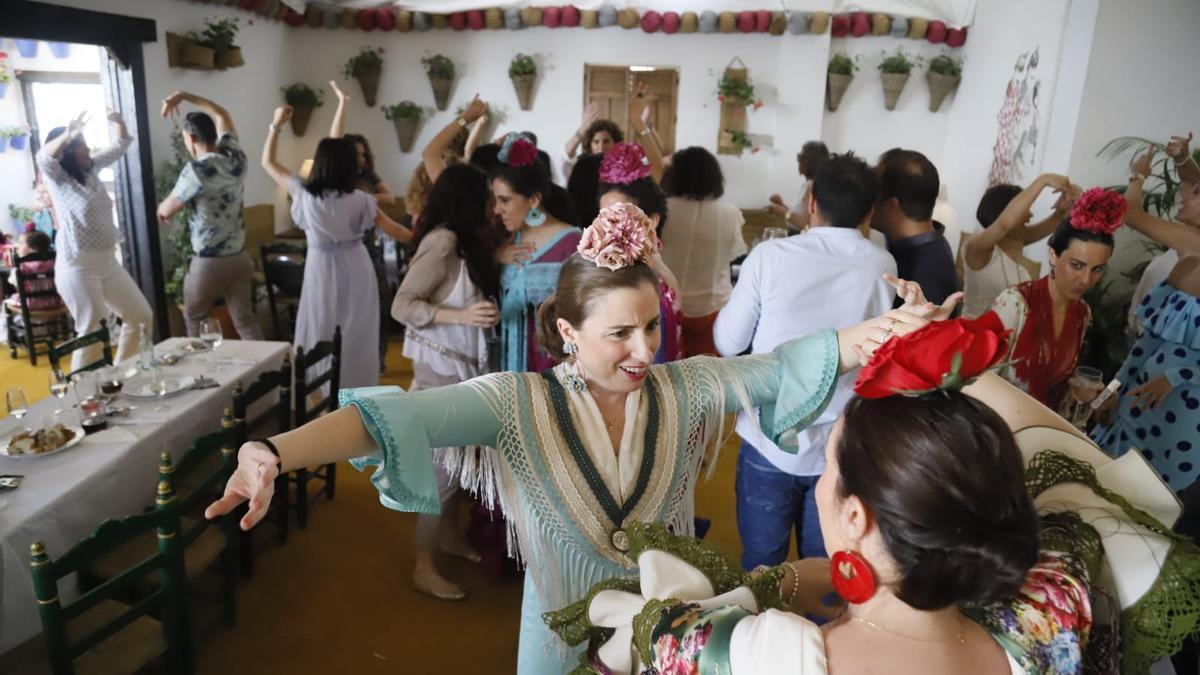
122, 374, 197, 399
1, 425, 85, 459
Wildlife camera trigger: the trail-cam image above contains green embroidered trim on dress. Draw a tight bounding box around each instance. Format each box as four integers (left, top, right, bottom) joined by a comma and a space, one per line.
342, 392, 440, 514
540, 372, 661, 530
766, 329, 840, 440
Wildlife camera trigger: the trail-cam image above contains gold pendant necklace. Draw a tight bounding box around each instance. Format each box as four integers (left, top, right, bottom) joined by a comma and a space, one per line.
850, 615, 967, 645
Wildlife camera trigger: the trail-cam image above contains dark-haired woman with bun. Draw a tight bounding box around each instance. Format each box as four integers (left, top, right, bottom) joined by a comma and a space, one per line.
492, 132, 581, 372
991, 187, 1123, 408
261, 105, 411, 388
550, 294, 1200, 675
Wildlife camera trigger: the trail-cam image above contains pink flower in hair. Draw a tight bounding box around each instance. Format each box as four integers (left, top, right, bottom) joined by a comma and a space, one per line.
1069, 187, 1126, 236
598, 142, 651, 185
578, 202, 655, 271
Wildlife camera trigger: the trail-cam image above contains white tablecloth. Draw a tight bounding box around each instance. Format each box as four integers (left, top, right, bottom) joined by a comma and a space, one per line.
0, 338, 290, 653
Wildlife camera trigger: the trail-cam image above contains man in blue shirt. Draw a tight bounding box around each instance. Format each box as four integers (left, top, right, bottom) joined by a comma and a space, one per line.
157, 91, 262, 339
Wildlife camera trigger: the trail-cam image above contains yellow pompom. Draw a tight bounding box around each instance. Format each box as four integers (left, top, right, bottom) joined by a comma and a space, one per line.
340, 8, 356, 30
680, 11, 698, 33
618, 8, 639, 29
718, 11, 736, 33
484, 8, 503, 29
521, 6, 543, 27
908, 17, 929, 39
871, 13, 891, 35
431, 13, 449, 29
809, 11, 830, 34
580, 9, 598, 28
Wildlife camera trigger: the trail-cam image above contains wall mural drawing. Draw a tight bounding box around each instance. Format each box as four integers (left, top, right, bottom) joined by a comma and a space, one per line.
988, 47, 1042, 187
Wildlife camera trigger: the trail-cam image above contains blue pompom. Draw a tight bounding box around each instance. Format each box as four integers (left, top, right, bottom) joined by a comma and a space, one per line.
598, 5, 618, 27
413, 11, 431, 31
699, 10, 718, 33
890, 16, 908, 37
504, 7, 522, 29
788, 12, 809, 34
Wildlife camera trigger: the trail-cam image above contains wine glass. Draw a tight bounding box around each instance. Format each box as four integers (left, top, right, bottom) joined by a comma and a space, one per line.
49, 369, 70, 416
98, 366, 123, 399
6, 388, 29, 431
199, 319, 224, 369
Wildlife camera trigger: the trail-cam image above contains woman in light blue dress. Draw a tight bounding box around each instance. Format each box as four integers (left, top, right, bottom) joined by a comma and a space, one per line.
206, 203, 935, 674
260, 105, 410, 388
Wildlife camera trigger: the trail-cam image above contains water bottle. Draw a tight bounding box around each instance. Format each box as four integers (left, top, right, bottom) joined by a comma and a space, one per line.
138, 323, 155, 371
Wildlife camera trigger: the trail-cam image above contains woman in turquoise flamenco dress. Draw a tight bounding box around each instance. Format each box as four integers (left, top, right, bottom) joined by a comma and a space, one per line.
205, 202, 945, 674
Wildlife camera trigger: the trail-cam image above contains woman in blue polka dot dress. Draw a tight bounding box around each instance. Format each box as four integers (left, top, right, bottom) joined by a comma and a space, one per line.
1091, 158, 1200, 491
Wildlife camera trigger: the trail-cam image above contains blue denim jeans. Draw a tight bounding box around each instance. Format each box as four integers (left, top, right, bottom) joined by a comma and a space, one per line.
735, 440, 826, 570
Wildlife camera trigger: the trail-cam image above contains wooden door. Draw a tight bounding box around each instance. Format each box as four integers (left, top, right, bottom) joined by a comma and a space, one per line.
583, 64, 678, 155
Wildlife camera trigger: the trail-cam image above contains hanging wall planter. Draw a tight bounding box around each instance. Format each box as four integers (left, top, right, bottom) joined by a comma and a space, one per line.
825, 52, 858, 112
167, 18, 243, 71
14, 40, 38, 58
281, 83, 324, 136
715, 57, 760, 155
508, 53, 537, 111
342, 46, 385, 107
47, 42, 70, 59
383, 101, 422, 152
878, 47, 920, 111
421, 53, 455, 111
0, 136, 7, 153
926, 54, 963, 112
9, 131, 28, 151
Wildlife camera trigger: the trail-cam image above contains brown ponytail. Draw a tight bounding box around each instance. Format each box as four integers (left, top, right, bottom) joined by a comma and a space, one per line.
534, 253, 660, 363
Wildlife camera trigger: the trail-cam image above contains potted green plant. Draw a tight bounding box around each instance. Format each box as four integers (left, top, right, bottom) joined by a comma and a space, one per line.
509, 53, 537, 111
1, 125, 30, 151
717, 72, 763, 110
926, 53, 962, 112
342, 46, 385, 107
281, 83, 325, 136
383, 101, 422, 152
202, 17, 243, 69
421, 53, 456, 110
8, 205, 35, 231
878, 47, 921, 111
722, 129, 758, 156
826, 51, 858, 112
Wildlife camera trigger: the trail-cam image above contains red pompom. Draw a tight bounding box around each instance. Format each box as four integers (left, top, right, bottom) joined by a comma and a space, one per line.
755, 10, 771, 31
376, 8, 395, 31
945, 26, 967, 47
851, 12, 869, 36
449, 12, 467, 30
356, 9, 377, 31
239, 0, 258, 10
926, 20, 947, 43
737, 11, 755, 33
562, 5, 580, 27
661, 11, 680, 33
283, 9, 304, 26
831, 14, 851, 37
543, 6, 561, 27
641, 10, 661, 32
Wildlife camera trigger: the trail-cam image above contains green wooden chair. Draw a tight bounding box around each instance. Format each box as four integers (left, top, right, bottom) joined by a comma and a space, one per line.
48, 319, 113, 380
292, 325, 341, 530
1, 481, 192, 675
85, 414, 240, 629
232, 356, 293, 579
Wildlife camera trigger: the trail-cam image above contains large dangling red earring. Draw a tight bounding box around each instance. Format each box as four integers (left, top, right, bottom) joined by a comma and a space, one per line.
830, 550, 877, 604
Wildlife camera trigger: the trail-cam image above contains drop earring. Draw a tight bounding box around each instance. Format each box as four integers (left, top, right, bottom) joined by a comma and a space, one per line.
524, 206, 547, 227
830, 550, 877, 604
561, 342, 586, 393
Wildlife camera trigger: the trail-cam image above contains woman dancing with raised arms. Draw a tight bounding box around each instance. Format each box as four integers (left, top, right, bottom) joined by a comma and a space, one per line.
207, 201, 949, 674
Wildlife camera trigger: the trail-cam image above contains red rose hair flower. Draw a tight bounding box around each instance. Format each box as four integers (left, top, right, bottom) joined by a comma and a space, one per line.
598, 142, 651, 185
853, 311, 1011, 399
504, 138, 538, 167
1069, 187, 1126, 236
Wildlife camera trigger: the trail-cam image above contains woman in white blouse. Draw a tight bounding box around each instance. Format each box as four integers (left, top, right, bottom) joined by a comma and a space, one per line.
37, 110, 152, 371
660, 146, 747, 356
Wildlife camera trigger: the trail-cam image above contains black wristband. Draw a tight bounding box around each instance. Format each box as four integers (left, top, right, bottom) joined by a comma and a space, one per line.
252, 438, 282, 465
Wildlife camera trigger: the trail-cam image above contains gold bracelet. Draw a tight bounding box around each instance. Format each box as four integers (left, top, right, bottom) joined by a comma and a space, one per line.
783, 560, 802, 609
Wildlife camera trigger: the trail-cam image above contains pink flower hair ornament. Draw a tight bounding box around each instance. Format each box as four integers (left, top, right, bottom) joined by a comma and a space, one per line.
578, 202, 657, 271
1069, 187, 1126, 236
598, 142, 651, 185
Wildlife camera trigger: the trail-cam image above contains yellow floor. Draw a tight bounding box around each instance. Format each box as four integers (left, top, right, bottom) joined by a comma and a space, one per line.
3, 338, 746, 674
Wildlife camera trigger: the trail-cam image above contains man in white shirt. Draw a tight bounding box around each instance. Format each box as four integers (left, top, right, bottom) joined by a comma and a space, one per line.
714, 152, 897, 569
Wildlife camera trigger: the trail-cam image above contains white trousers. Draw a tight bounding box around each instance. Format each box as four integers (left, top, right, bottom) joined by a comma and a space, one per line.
55, 249, 153, 372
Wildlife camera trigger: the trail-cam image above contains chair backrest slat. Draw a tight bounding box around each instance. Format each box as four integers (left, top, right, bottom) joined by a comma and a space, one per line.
293, 326, 342, 426
70, 588, 163, 659
232, 358, 292, 446
49, 319, 113, 379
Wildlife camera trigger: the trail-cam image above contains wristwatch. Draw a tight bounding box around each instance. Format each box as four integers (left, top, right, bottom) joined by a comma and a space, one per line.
455, 117, 468, 128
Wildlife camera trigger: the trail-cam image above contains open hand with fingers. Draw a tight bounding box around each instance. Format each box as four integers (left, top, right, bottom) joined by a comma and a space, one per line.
205, 442, 280, 531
